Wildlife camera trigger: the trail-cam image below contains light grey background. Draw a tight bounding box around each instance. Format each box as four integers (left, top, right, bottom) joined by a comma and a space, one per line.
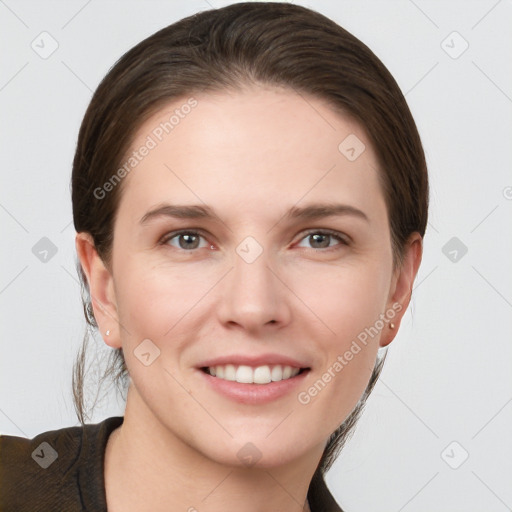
1, 1, 511, 510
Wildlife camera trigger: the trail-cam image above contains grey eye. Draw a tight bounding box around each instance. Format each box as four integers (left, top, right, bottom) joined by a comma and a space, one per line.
166, 232, 208, 250
297, 231, 345, 249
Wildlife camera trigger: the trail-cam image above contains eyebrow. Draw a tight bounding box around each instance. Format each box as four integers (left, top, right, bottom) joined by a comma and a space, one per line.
139, 202, 369, 225
285, 203, 368, 223
140, 204, 216, 224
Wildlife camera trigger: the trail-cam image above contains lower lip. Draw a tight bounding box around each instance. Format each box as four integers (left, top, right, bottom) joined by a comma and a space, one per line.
197, 368, 310, 405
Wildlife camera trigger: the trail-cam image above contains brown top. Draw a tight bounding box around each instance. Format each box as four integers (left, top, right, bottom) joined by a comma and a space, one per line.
0, 416, 343, 511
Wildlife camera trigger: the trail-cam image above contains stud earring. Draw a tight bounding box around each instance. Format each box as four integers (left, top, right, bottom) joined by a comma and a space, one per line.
105, 330, 111, 336
389, 323, 395, 329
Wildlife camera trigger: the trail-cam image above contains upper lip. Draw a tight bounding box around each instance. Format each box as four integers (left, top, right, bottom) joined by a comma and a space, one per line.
196, 353, 311, 369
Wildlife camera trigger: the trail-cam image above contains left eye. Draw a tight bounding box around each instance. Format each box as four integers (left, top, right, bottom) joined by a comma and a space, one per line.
296, 231, 346, 250
164, 231, 209, 250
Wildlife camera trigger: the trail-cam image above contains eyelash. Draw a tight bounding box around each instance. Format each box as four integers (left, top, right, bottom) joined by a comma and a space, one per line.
159, 228, 349, 252
297, 228, 350, 249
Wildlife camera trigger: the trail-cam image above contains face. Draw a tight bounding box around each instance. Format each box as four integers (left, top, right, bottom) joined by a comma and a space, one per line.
82, 85, 416, 468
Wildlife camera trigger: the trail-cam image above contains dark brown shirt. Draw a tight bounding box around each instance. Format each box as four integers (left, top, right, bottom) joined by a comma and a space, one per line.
0, 416, 343, 511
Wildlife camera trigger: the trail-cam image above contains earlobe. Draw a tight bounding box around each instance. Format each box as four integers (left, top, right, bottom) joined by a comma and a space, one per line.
75, 232, 121, 349
380, 233, 423, 347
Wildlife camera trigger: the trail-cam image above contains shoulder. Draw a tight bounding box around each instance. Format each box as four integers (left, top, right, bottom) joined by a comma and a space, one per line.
0, 416, 123, 512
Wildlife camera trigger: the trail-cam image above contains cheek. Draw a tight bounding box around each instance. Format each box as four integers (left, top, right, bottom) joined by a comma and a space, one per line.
114, 255, 211, 337
291, 262, 387, 425
112, 259, 203, 403
289, 259, 390, 341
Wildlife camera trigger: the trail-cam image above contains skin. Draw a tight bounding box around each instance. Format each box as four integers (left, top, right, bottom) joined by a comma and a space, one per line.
76, 85, 422, 512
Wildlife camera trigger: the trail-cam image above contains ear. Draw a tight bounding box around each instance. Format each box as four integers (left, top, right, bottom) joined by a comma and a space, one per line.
380, 232, 423, 347
75, 232, 121, 349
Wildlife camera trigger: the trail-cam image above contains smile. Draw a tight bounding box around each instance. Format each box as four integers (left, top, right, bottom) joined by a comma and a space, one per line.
202, 364, 305, 384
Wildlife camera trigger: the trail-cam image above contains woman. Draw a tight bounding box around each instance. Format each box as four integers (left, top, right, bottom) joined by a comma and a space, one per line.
0, 2, 427, 511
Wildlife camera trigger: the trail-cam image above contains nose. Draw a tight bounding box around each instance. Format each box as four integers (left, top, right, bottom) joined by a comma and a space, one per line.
216, 244, 292, 333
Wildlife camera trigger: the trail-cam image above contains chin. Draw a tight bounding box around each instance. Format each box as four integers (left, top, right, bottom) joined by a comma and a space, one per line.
200, 430, 317, 470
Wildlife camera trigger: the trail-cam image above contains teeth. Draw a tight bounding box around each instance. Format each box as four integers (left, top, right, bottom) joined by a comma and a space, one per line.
225, 364, 236, 381
271, 365, 283, 381
253, 366, 271, 384
207, 364, 301, 384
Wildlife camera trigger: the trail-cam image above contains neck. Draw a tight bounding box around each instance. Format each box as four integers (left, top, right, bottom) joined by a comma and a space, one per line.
104, 385, 319, 512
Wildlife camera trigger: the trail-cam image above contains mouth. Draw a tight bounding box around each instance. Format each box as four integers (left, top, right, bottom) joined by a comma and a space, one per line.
198, 363, 311, 404
200, 364, 310, 384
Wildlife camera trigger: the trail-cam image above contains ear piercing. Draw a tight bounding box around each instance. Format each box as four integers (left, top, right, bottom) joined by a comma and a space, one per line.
105, 330, 111, 336
389, 323, 395, 329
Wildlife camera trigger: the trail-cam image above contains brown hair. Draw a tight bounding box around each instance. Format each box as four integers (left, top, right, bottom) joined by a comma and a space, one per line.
71, 1, 428, 478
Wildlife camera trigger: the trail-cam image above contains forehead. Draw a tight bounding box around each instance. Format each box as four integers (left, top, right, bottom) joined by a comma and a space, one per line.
116, 86, 385, 223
